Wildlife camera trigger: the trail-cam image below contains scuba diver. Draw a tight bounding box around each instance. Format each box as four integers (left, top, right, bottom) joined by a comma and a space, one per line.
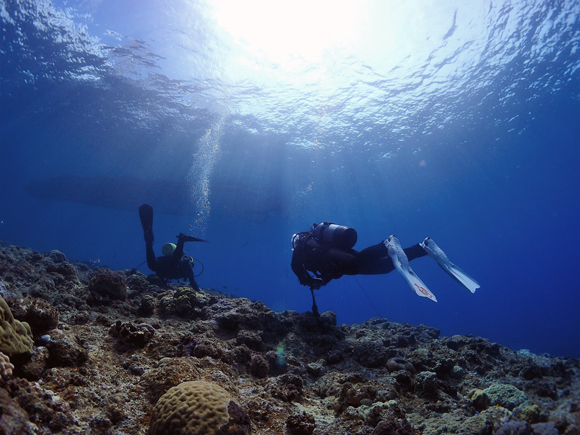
138, 204, 208, 290
291, 222, 479, 315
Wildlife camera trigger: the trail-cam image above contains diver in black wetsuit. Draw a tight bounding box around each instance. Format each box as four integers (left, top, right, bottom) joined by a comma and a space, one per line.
291, 222, 480, 316
291, 222, 427, 316
291, 222, 426, 289
139, 204, 207, 290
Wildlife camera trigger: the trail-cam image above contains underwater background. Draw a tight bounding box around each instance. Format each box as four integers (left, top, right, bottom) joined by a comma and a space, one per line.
0, 0, 578, 358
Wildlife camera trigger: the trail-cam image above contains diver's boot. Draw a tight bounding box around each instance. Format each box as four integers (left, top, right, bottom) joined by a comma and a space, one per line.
420, 238, 480, 293
139, 204, 154, 244
384, 235, 437, 302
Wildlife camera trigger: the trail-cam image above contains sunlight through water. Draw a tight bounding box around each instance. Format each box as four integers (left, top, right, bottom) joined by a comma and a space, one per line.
213, 0, 361, 64
203, 0, 579, 151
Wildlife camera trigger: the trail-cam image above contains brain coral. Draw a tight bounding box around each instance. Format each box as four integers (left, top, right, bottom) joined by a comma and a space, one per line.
149, 380, 251, 435
484, 383, 527, 410
0, 296, 34, 355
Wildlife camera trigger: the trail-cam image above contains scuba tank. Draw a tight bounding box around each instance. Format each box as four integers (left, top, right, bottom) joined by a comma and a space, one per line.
313, 222, 357, 249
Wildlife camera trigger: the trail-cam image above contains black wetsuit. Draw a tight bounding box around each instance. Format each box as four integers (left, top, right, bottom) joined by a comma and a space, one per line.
139, 204, 200, 291
291, 229, 427, 289
145, 237, 199, 290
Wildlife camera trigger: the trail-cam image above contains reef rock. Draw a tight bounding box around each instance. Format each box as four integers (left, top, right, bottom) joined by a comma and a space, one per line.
88, 268, 128, 301
0, 241, 578, 435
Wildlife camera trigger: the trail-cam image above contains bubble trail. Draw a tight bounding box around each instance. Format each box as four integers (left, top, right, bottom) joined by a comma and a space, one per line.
187, 111, 227, 236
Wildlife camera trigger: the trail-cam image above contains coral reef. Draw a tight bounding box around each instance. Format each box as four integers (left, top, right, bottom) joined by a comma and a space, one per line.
149, 380, 251, 435
0, 351, 14, 379
0, 241, 578, 434
88, 269, 128, 301
0, 295, 34, 355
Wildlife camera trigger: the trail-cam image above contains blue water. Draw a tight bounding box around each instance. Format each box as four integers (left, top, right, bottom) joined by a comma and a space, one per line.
1, 0, 579, 357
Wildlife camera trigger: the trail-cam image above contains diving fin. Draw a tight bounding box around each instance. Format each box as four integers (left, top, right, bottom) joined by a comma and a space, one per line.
420, 238, 480, 293
385, 235, 437, 302
139, 204, 154, 244
178, 233, 210, 243
188, 237, 209, 243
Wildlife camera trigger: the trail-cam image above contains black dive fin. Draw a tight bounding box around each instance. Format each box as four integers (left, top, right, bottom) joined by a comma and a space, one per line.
178, 233, 210, 243
139, 204, 154, 243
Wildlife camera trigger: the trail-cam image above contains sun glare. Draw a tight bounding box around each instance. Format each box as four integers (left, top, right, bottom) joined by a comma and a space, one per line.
213, 0, 362, 62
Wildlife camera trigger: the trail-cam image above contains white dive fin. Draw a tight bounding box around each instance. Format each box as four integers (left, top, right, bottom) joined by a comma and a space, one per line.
420, 238, 480, 293
385, 235, 437, 302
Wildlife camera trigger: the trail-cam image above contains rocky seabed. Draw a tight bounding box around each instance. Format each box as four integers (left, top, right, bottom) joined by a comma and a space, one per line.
0, 241, 578, 435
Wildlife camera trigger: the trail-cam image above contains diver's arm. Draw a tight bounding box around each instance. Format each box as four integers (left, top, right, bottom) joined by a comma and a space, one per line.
291, 249, 321, 288
169, 235, 187, 269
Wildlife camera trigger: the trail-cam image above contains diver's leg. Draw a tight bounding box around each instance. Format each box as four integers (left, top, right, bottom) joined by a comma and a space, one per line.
357, 242, 427, 275
187, 267, 200, 291
355, 243, 393, 274
357, 257, 395, 274
357, 243, 388, 264
320, 248, 358, 276
404, 244, 428, 261
145, 244, 157, 271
